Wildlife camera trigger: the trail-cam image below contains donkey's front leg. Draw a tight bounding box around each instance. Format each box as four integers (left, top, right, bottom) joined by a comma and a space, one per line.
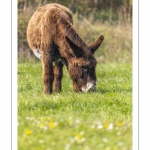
42, 51, 54, 94
53, 61, 63, 92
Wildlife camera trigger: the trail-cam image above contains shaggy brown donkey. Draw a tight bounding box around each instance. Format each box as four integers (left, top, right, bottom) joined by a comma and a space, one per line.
27, 3, 104, 94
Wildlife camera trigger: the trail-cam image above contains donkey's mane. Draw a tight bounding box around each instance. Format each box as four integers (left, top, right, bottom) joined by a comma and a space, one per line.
58, 14, 91, 55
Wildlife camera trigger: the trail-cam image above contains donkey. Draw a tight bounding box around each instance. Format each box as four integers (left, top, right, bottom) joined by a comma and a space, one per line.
27, 3, 104, 94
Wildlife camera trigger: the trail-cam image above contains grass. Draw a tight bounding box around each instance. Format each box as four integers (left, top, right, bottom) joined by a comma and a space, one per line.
18, 62, 132, 150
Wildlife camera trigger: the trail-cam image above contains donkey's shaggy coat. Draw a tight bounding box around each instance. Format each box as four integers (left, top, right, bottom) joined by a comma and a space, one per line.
27, 3, 104, 94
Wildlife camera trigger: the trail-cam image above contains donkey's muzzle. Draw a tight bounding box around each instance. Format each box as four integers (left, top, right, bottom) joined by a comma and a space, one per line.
81, 81, 96, 92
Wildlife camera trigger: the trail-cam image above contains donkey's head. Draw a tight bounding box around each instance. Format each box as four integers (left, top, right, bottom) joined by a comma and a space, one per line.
66, 35, 104, 92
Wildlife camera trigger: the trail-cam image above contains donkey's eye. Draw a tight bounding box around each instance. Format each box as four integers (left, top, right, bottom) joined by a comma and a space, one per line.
81, 66, 87, 72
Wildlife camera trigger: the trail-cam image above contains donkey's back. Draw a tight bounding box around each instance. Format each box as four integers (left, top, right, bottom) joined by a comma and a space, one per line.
27, 3, 73, 54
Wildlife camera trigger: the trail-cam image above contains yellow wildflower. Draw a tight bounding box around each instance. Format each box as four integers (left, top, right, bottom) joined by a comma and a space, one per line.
104, 124, 109, 128
39, 123, 44, 127
76, 133, 82, 139
49, 122, 56, 129
25, 130, 32, 135
117, 122, 122, 127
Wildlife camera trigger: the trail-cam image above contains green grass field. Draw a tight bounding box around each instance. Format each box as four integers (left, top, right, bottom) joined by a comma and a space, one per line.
18, 62, 132, 150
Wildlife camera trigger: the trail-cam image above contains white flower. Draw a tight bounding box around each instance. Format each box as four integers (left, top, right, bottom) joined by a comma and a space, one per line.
117, 131, 121, 135
39, 139, 44, 144
97, 122, 103, 129
118, 141, 124, 146
102, 137, 108, 143
107, 123, 113, 130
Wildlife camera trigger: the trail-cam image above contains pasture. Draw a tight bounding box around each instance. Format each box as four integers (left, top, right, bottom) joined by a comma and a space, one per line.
18, 62, 132, 150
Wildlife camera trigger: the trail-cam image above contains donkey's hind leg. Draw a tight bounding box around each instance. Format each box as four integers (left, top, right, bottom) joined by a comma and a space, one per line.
53, 61, 64, 92
42, 51, 54, 94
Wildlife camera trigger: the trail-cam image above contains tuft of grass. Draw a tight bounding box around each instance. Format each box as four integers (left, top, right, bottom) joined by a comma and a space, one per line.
18, 62, 132, 150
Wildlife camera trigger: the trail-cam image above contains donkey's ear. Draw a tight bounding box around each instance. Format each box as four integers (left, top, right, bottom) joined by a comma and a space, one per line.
65, 36, 84, 57
89, 35, 104, 54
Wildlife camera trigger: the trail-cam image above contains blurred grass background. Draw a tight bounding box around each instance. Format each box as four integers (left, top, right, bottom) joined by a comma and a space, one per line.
18, 0, 132, 63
